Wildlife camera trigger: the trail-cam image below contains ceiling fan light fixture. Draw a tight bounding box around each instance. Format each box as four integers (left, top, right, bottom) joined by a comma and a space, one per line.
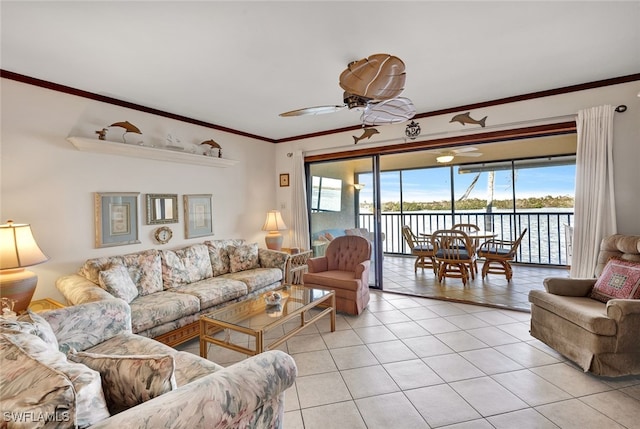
436, 154, 455, 163
360, 97, 415, 126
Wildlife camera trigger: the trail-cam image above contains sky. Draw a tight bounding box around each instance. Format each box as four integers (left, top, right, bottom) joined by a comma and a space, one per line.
358, 164, 576, 204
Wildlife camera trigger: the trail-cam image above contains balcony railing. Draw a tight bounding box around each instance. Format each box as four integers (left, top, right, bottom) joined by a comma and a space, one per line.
360, 211, 574, 266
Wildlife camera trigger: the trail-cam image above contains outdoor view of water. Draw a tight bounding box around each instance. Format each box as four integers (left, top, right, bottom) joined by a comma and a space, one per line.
362, 208, 574, 266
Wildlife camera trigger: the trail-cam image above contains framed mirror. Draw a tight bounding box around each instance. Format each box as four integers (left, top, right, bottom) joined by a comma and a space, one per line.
146, 194, 178, 225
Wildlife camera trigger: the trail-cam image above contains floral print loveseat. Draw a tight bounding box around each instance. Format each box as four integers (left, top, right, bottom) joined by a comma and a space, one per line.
56, 239, 289, 346
0, 299, 297, 428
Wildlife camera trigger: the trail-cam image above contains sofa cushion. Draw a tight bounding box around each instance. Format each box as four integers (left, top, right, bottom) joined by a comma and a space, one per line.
129, 291, 201, 333
205, 239, 245, 276
590, 258, 640, 303
1, 310, 59, 351
528, 290, 617, 336
69, 350, 177, 415
161, 244, 213, 289
79, 249, 163, 296
221, 268, 283, 293
99, 264, 139, 303
1, 332, 111, 428
169, 277, 248, 309
304, 270, 362, 292
0, 335, 77, 428
229, 243, 260, 273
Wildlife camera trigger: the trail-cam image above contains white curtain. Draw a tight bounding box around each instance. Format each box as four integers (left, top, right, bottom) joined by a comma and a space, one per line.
570, 105, 617, 278
289, 150, 310, 250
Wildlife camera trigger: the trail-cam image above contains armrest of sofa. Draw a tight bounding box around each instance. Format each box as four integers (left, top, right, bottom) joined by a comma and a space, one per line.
56, 273, 114, 305
606, 299, 640, 353
307, 256, 328, 273
543, 277, 596, 296
40, 299, 132, 353
88, 350, 297, 429
258, 248, 290, 274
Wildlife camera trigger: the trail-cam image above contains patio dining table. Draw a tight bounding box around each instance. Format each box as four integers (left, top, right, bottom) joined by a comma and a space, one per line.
419, 230, 498, 240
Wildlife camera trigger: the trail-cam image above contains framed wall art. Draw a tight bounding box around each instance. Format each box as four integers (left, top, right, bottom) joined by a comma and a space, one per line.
279, 173, 290, 187
145, 193, 178, 224
94, 192, 141, 248
184, 194, 213, 238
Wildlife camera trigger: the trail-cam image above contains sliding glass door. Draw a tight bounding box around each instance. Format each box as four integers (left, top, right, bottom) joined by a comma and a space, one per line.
307, 156, 382, 288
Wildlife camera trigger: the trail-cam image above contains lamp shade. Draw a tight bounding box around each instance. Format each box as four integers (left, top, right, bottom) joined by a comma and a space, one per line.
0, 220, 49, 269
0, 220, 49, 313
262, 210, 287, 232
262, 211, 287, 251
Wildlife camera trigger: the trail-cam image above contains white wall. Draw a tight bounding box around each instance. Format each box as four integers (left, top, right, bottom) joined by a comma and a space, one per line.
2, 79, 639, 303
276, 80, 640, 236
1, 79, 278, 302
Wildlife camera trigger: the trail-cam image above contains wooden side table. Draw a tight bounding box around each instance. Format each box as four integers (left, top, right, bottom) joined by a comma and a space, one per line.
28, 298, 66, 312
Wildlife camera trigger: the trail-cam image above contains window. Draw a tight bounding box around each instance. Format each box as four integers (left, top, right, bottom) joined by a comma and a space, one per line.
311, 176, 342, 212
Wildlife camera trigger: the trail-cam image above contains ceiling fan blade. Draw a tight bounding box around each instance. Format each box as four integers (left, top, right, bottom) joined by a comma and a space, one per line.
453, 146, 479, 153
360, 97, 416, 126
339, 53, 406, 100
279, 105, 346, 117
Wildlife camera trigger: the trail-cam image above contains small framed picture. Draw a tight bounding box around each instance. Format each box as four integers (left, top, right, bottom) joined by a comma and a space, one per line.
184, 194, 213, 238
94, 192, 141, 248
279, 173, 290, 187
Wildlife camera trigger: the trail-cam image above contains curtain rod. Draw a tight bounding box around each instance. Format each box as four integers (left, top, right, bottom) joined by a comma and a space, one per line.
615, 105, 627, 112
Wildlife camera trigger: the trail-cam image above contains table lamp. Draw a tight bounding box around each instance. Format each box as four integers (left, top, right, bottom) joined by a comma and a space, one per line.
262, 210, 287, 251
0, 220, 49, 313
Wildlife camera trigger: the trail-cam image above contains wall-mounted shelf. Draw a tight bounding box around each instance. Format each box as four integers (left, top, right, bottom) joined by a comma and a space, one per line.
67, 137, 238, 168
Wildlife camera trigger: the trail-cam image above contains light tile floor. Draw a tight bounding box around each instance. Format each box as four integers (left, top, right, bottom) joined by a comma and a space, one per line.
381, 255, 570, 312
176, 290, 640, 429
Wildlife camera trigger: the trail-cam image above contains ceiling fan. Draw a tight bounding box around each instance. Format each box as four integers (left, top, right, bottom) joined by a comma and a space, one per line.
279, 53, 416, 126
431, 147, 483, 163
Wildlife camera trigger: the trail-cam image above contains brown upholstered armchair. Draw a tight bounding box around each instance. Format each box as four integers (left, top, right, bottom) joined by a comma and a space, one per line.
303, 235, 371, 315
528, 234, 640, 376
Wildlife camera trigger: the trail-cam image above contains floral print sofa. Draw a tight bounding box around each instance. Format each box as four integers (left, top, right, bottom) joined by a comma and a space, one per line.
56, 239, 289, 346
0, 299, 297, 428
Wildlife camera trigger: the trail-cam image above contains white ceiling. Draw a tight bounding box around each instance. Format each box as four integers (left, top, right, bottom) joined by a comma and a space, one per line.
2, 1, 638, 141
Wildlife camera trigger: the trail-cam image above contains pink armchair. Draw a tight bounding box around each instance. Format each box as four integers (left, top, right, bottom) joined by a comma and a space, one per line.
303, 235, 371, 315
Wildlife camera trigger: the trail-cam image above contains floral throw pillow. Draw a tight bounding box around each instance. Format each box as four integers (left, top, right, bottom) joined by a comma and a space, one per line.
68, 350, 177, 415
161, 244, 213, 288
590, 258, 640, 303
229, 243, 260, 273
2, 332, 110, 427
1, 310, 60, 351
98, 264, 139, 303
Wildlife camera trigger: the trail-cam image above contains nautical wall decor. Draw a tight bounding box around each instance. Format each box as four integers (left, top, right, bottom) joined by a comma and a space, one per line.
450, 112, 487, 127
353, 127, 380, 144
405, 120, 421, 139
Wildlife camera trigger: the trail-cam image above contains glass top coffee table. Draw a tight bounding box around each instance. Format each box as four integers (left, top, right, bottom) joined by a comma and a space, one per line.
199, 285, 335, 358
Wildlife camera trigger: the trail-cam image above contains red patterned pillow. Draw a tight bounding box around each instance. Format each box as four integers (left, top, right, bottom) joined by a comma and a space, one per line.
590, 258, 640, 302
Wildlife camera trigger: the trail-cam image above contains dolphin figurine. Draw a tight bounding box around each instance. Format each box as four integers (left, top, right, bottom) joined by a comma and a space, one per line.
110, 121, 142, 134
109, 121, 142, 144
353, 128, 380, 144
450, 112, 487, 127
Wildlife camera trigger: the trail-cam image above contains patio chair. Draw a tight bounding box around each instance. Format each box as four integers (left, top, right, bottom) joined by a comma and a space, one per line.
402, 225, 437, 273
431, 229, 476, 285
476, 228, 528, 280
452, 223, 481, 274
